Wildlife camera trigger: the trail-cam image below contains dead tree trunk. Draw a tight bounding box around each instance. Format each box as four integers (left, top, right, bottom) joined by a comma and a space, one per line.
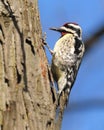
0, 0, 66, 130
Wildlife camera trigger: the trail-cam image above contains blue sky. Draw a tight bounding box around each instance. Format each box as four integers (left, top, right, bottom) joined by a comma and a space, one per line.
39, 0, 104, 130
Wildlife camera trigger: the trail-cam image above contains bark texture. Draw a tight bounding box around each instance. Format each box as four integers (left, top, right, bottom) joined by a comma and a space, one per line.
0, 0, 59, 130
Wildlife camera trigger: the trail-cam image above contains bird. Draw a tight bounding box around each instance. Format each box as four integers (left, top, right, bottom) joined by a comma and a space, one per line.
50, 22, 85, 106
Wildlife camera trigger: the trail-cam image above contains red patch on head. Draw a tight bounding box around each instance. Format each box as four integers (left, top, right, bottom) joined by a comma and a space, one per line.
63, 22, 79, 27
61, 31, 68, 36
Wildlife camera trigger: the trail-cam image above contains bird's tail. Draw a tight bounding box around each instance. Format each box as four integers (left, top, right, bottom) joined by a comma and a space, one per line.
58, 68, 75, 107
58, 78, 72, 107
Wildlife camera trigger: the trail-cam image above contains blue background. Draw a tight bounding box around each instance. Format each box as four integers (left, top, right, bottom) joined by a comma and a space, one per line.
39, 0, 104, 130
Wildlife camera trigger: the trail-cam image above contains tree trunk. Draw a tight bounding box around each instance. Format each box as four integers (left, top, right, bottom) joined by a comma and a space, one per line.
0, 0, 66, 130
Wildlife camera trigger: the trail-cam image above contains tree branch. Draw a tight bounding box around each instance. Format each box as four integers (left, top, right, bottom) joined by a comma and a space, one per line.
84, 26, 104, 53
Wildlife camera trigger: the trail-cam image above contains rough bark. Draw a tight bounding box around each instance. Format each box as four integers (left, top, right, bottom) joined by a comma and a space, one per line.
0, 0, 67, 130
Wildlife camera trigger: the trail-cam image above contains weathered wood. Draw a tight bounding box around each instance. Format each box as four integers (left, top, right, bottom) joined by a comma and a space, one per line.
0, 0, 59, 130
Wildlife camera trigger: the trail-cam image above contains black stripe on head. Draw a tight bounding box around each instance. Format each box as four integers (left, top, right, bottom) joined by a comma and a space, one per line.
76, 28, 81, 38
68, 25, 81, 38
63, 22, 78, 27
63, 23, 81, 38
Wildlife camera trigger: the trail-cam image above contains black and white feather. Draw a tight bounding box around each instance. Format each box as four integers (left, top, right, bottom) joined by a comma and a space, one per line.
50, 22, 85, 106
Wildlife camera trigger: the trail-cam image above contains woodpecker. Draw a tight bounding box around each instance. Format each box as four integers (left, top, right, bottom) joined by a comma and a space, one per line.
50, 22, 85, 106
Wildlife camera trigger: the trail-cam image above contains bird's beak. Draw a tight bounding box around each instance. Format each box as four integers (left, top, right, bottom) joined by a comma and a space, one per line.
49, 27, 63, 32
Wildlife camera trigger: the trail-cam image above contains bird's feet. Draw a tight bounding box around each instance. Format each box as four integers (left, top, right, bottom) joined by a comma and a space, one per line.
42, 32, 54, 55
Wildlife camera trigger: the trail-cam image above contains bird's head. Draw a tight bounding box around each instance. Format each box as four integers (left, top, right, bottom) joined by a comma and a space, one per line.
50, 22, 82, 39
